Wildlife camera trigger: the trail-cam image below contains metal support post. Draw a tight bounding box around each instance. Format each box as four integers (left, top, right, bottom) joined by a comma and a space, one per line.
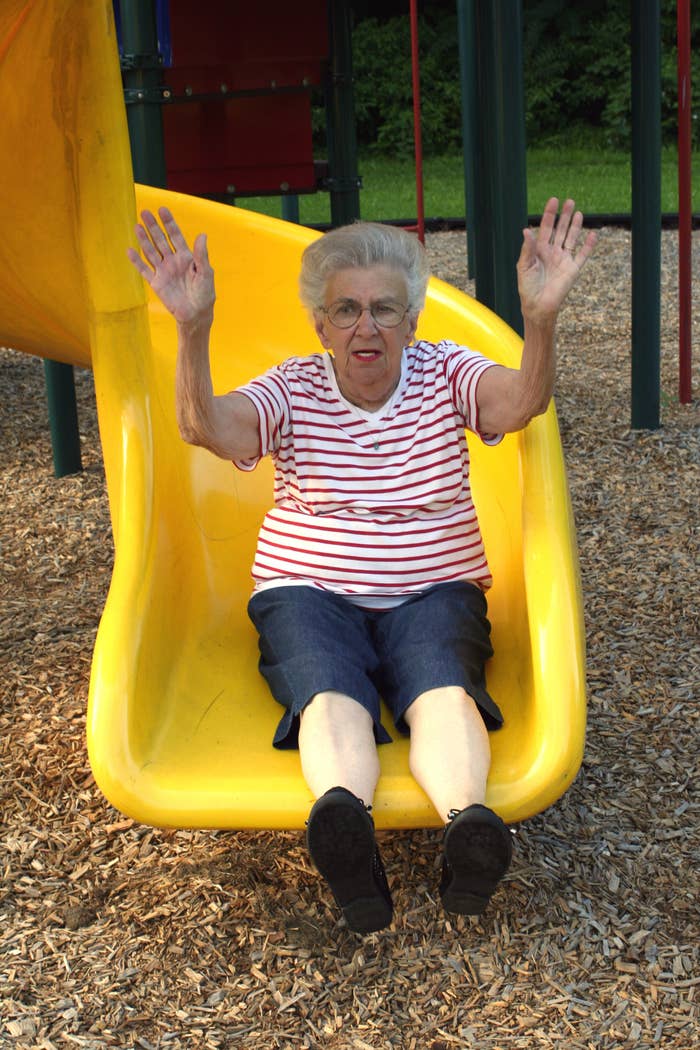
677, 0, 693, 405
471, 1, 528, 336
409, 0, 425, 244
119, 0, 167, 187
631, 0, 661, 429
281, 195, 300, 224
44, 360, 82, 477
457, 0, 477, 280
325, 0, 361, 227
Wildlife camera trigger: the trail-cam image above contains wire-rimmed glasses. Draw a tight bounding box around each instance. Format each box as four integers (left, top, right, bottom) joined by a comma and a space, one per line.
320, 298, 411, 329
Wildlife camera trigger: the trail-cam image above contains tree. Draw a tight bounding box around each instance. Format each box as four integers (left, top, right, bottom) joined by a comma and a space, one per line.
325, 1, 700, 155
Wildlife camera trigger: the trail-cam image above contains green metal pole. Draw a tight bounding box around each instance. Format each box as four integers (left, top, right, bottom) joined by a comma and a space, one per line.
281, 195, 300, 224
471, 1, 528, 336
631, 0, 661, 430
457, 0, 477, 280
119, 0, 167, 187
43, 360, 82, 476
325, 0, 361, 227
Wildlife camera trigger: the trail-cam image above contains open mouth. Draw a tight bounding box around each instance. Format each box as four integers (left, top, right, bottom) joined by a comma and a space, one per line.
351, 349, 382, 362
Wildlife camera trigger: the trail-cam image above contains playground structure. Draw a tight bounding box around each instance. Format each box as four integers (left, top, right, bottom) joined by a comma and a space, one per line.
0, 0, 589, 829
39, 0, 695, 482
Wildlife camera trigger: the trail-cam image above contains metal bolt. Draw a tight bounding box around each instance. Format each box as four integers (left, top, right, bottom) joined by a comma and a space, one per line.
280, 182, 290, 192
185, 85, 193, 96
221, 83, 228, 94
163, 89, 171, 99
226, 185, 236, 195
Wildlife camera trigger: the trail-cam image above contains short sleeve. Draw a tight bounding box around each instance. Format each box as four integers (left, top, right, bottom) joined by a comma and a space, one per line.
439, 341, 503, 446
231, 367, 292, 471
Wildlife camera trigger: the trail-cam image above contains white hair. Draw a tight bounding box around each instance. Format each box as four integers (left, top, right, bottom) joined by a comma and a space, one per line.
299, 221, 431, 314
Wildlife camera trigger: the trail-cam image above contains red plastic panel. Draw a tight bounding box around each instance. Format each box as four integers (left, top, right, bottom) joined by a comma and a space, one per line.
162, 0, 327, 196
163, 93, 316, 196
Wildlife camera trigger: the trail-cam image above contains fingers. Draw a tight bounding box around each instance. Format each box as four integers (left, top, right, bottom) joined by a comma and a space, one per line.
560, 205, 584, 253
557, 203, 597, 267
126, 245, 154, 282
536, 197, 596, 264
538, 198, 579, 247
139, 208, 174, 258
537, 197, 560, 245
518, 226, 537, 269
538, 197, 582, 254
129, 206, 206, 278
192, 232, 210, 270
136, 208, 187, 257
133, 219, 165, 270
158, 206, 191, 254
574, 228, 598, 266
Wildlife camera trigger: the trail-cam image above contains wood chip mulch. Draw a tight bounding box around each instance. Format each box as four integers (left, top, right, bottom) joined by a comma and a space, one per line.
1, 228, 698, 1050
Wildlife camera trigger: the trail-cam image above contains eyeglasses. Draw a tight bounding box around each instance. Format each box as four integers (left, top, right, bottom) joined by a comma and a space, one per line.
320, 298, 411, 329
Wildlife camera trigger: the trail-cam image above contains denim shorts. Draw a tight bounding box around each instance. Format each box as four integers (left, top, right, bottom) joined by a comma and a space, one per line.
247, 581, 503, 750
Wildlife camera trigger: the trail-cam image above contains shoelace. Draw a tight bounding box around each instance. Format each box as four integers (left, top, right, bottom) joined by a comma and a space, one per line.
305, 793, 373, 826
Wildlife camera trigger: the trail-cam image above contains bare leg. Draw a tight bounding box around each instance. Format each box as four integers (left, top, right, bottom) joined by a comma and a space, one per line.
301, 692, 391, 933
298, 690, 380, 807
404, 685, 491, 822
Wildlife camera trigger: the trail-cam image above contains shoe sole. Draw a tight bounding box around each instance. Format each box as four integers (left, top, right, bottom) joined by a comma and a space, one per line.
441, 811, 513, 916
307, 798, 392, 934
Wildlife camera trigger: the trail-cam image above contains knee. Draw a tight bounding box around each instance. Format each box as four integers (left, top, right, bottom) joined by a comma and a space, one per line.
406, 687, 490, 746
405, 685, 471, 727
302, 690, 374, 733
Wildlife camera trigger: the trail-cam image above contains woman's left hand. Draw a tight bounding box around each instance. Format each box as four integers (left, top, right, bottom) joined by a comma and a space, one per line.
517, 197, 597, 325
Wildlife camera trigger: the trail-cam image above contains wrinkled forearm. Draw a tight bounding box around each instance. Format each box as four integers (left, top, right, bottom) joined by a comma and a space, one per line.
514, 313, 558, 424
174, 314, 261, 460
473, 311, 559, 435
174, 314, 222, 449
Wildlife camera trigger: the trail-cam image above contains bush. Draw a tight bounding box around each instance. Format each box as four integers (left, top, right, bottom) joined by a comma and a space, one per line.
351, 12, 463, 155
312, 1, 700, 155
523, 0, 700, 148
523, 2, 631, 145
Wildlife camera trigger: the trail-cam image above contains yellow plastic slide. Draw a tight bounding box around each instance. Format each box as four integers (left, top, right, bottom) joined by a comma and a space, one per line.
0, 0, 585, 828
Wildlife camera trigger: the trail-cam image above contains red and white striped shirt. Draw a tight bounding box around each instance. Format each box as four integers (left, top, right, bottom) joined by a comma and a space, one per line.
234, 340, 501, 607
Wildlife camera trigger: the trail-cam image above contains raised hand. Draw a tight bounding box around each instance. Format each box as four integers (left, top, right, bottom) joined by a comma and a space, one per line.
517, 197, 597, 325
127, 207, 215, 326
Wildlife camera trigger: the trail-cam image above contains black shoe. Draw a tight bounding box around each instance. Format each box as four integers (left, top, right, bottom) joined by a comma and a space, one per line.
440, 804, 513, 916
306, 787, 393, 934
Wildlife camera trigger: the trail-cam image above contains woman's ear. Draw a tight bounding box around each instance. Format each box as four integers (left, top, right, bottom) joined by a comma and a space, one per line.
314, 312, 332, 349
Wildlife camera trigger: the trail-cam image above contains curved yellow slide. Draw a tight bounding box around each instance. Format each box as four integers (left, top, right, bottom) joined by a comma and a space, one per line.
0, 0, 585, 828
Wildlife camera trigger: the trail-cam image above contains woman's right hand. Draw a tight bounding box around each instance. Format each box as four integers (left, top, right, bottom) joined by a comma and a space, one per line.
127, 207, 215, 326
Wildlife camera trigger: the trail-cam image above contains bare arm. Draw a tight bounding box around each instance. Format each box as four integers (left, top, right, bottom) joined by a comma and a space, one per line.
174, 315, 260, 460
127, 207, 260, 460
477, 197, 597, 435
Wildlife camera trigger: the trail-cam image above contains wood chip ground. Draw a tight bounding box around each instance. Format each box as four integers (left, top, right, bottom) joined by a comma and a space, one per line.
1, 228, 698, 1050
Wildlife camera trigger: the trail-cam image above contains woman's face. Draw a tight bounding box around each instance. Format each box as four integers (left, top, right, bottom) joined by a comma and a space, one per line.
314, 265, 418, 411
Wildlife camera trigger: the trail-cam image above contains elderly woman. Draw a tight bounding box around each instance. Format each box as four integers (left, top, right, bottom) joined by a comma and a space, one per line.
128, 199, 595, 934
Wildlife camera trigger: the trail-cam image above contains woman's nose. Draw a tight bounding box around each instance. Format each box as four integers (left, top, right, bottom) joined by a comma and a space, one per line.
355, 307, 379, 334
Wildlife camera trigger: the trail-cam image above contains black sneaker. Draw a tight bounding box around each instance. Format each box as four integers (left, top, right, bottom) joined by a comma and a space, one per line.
306, 787, 393, 934
440, 804, 513, 916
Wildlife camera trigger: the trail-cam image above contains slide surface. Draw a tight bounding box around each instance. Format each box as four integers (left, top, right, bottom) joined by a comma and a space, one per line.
0, 1, 586, 828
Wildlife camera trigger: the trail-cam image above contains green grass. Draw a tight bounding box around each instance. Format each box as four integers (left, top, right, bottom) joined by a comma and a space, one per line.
240, 144, 699, 225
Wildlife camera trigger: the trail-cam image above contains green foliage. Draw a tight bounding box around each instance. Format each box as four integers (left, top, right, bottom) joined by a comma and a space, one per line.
320, 0, 700, 156
351, 12, 463, 155
523, 0, 632, 146
523, 0, 700, 148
